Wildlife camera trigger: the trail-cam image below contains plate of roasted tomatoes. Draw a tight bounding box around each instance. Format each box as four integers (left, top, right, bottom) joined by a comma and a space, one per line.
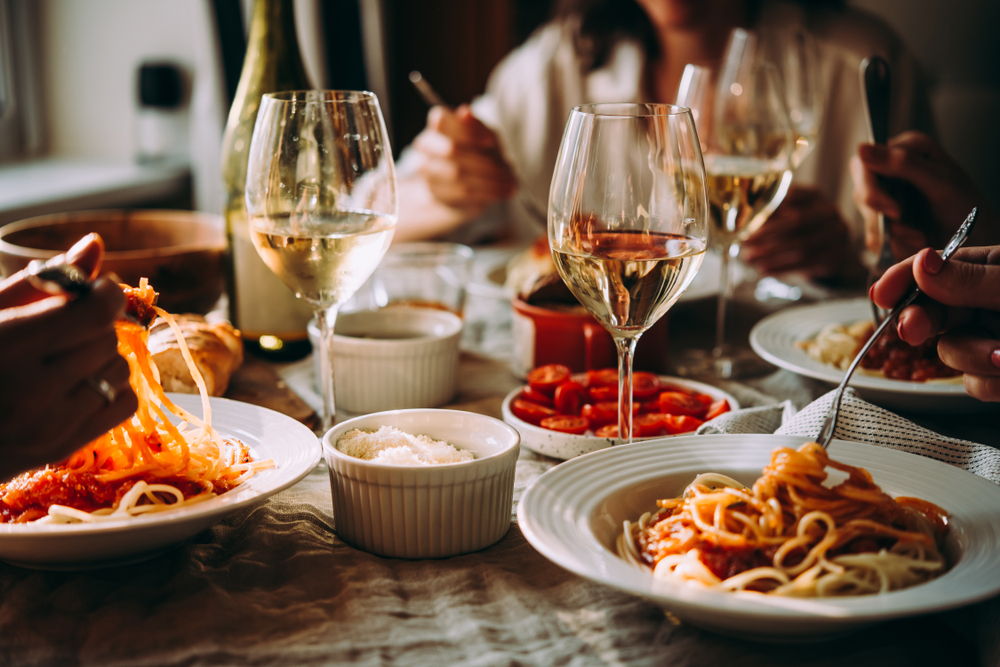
501, 364, 739, 460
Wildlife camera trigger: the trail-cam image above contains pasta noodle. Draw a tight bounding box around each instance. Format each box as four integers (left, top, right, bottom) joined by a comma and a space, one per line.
0, 279, 273, 524
617, 443, 948, 596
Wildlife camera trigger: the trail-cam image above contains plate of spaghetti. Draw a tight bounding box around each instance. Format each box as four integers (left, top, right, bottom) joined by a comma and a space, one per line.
749, 298, 975, 413
0, 281, 320, 569
517, 434, 1000, 641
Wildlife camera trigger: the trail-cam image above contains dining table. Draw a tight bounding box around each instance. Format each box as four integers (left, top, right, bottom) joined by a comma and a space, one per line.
1, 244, 998, 667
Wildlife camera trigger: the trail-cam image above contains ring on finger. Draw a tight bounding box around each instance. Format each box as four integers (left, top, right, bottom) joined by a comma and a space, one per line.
86, 375, 117, 405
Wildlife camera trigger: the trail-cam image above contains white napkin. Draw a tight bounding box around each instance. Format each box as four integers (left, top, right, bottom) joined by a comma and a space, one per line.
697, 388, 1000, 485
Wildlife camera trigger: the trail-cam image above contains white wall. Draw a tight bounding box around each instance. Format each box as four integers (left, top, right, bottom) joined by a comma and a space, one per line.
39, 0, 227, 212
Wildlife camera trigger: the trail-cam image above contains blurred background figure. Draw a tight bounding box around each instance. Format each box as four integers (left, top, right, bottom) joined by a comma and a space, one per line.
393, 0, 935, 287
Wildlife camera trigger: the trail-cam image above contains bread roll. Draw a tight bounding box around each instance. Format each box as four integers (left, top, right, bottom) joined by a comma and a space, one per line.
148, 315, 243, 397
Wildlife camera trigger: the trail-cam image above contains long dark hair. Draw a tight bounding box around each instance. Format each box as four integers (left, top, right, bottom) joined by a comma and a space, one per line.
553, 0, 658, 71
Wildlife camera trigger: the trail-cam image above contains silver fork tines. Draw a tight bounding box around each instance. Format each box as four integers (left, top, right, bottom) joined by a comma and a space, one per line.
816, 207, 978, 448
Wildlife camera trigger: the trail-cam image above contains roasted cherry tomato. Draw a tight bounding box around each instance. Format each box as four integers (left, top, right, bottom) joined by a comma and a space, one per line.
633, 413, 667, 437
631, 372, 661, 400
588, 384, 617, 402
510, 398, 556, 426
586, 368, 619, 387
553, 381, 586, 416
705, 399, 731, 420
638, 398, 662, 413
663, 414, 704, 434
658, 391, 709, 418
581, 402, 618, 427
594, 424, 619, 438
520, 386, 554, 407
540, 415, 590, 435
527, 364, 572, 396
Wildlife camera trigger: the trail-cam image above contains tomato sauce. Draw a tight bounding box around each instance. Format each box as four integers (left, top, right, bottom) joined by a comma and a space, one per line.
860, 326, 959, 382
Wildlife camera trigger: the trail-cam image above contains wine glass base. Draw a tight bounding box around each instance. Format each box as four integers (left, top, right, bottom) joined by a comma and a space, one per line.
671, 347, 774, 381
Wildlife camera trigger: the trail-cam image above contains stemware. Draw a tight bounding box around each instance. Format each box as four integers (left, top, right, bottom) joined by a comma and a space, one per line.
245, 90, 397, 433
548, 103, 708, 443
674, 29, 796, 379
764, 26, 823, 169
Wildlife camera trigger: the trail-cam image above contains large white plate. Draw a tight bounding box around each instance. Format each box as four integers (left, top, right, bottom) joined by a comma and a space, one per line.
518, 434, 1000, 641
502, 376, 738, 460
0, 394, 321, 570
749, 298, 975, 413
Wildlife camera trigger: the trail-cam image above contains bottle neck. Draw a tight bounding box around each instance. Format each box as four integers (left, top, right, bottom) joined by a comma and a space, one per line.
243, 0, 310, 92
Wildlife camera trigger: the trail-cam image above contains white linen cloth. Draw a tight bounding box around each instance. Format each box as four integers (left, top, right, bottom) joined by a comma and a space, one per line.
698, 388, 1000, 485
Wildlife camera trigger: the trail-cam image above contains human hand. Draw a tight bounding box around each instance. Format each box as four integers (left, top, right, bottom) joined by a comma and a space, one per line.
0, 234, 138, 482
851, 131, 996, 259
872, 245, 1000, 401
411, 104, 517, 219
740, 185, 854, 279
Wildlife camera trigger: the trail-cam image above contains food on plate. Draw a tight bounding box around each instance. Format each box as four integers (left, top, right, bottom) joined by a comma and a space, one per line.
797, 320, 960, 382
335, 426, 473, 465
509, 364, 731, 438
617, 442, 948, 596
148, 314, 243, 396
0, 279, 272, 524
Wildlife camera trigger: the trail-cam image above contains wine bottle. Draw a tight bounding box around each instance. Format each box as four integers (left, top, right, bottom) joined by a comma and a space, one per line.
220, 0, 315, 361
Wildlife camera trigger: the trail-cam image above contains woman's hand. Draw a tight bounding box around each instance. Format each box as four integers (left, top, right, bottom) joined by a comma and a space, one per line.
872, 245, 1000, 401
0, 235, 138, 482
851, 131, 999, 259
740, 185, 855, 279
395, 105, 517, 242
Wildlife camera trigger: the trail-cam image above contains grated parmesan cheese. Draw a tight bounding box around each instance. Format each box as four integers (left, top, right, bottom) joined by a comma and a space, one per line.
335, 426, 474, 466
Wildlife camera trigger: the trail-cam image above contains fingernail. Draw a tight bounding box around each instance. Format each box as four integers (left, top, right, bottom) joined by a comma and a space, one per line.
922, 249, 943, 275
868, 283, 876, 301
992, 349, 1000, 369
896, 318, 907, 341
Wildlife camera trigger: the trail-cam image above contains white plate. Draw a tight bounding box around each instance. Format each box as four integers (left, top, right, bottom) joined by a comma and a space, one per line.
749, 298, 975, 413
518, 434, 1000, 641
501, 376, 739, 460
0, 394, 321, 570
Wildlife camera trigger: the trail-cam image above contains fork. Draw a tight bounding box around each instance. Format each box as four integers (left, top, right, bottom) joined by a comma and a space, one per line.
861, 56, 893, 326
816, 207, 978, 448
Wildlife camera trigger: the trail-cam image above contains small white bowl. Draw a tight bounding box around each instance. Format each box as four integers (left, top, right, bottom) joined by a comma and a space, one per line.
311, 308, 463, 414
323, 409, 520, 559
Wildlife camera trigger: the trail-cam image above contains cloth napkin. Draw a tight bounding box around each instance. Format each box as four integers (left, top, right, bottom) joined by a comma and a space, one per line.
697, 388, 1000, 485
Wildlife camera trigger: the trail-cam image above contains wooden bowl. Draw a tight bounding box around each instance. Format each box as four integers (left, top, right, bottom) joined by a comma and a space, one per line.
0, 209, 226, 314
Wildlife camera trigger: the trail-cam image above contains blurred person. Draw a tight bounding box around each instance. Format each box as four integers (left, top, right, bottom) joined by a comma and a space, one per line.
858, 131, 1000, 401
395, 0, 934, 284
0, 235, 137, 482
852, 130, 1000, 259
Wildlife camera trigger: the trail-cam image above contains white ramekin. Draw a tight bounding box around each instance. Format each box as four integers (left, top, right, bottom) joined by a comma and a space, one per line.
322, 409, 520, 559
311, 308, 463, 414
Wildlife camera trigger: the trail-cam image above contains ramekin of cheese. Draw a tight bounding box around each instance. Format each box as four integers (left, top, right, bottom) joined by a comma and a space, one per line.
322, 409, 520, 559
310, 307, 462, 414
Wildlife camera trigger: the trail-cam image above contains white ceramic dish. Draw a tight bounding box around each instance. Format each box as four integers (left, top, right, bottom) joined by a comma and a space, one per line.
323, 409, 520, 559
501, 376, 739, 460
749, 298, 975, 413
0, 394, 321, 570
311, 308, 463, 414
518, 434, 1000, 641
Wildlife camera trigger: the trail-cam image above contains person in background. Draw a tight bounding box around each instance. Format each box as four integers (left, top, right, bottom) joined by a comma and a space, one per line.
0, 235, 137, 482
395, 0, 934, 285
860, 134, 1000, 401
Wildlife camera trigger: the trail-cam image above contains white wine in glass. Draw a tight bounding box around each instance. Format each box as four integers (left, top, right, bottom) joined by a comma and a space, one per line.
674, 29, 795, 379
245, 90, 397, 433
549, 103, 708, 443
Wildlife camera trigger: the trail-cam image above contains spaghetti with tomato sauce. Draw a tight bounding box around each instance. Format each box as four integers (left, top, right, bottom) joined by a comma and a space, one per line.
617, 443, 948, 597
0, 279, 271, 524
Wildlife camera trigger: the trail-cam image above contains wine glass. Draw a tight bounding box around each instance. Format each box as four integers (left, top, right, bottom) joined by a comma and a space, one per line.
763, 26, 823, 169
245, 90, 397, 433
548, 103, 708, 443
674, 29, 796, 379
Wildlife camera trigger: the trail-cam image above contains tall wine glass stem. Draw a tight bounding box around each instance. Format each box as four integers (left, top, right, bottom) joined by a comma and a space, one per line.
315, 305, 338, 434
615, 336, 639, 444
713, 240, 734, 358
